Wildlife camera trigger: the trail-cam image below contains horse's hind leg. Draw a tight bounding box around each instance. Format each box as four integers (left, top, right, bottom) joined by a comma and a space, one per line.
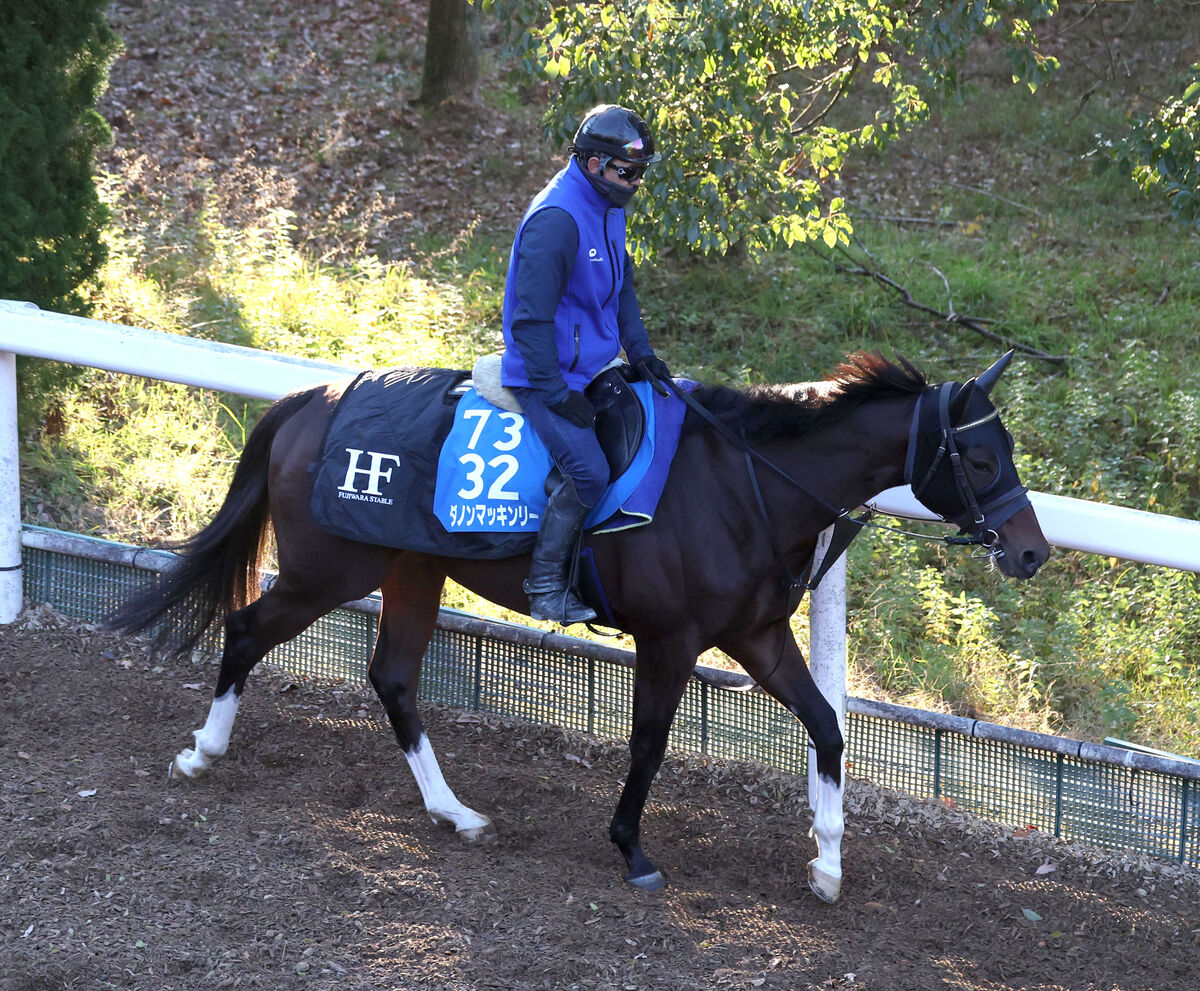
170, 584, 318, 778
171, 563, 386, 780
169, 600, 257, 778
371, 561, 493, 842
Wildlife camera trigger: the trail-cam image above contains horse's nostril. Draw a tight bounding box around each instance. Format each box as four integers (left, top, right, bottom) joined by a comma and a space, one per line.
1021, 548, 1047, 575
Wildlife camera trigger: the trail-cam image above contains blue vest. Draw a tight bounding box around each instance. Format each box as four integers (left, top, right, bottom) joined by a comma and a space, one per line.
501, 159, 627, 392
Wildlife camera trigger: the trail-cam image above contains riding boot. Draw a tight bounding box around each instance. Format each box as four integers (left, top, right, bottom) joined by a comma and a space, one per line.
524, 477, 598, 625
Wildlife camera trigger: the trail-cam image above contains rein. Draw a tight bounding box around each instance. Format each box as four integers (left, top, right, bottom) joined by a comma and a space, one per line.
660, 376, 1000, 599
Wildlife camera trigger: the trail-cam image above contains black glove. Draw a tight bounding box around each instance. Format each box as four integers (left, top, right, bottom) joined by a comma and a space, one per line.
632, 355, 672, 397
549, 390, 596, 428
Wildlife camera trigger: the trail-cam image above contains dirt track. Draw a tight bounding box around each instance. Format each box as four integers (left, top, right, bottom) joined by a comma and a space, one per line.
1, 610, 1197, 990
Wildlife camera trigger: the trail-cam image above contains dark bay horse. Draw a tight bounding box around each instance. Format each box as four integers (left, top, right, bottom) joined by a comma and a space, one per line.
109, 351, 1049, 903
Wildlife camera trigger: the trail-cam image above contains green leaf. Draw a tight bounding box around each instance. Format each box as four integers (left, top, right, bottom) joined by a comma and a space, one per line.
490, 0, 1062, 261
1022, 908, 1043, 922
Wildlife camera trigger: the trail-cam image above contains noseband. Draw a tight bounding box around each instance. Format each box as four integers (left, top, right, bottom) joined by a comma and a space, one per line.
903, 382, 1031, 545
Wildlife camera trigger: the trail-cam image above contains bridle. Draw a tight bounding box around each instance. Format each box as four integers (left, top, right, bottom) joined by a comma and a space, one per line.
662, 372, 1030, 598
903, 380, 1031, 550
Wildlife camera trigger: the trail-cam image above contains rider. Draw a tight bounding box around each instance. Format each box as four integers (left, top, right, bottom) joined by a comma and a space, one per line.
501, 104, 672, 625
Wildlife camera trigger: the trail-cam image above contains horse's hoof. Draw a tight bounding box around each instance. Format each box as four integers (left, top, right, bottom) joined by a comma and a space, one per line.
456, 822, 497, 844
430, 809, 495, 843
169, 748, 209, 781
807, 860, 841, 904
626, 870, 667, 892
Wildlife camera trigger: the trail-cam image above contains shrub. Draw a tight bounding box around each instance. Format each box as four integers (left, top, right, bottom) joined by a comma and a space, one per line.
0, 1, 121, 314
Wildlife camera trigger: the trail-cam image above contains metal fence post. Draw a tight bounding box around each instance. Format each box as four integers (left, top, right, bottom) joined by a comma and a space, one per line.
1180, 779, 1191, 864
0, 350, 21, 622
472, 636, 483, 711
808, 525, 847, 810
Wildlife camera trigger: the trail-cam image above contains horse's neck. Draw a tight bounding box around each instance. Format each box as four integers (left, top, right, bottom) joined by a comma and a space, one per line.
761, 392, 915, 519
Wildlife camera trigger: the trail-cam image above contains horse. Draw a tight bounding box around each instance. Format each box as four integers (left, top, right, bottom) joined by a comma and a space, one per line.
108, 350, 1049, 903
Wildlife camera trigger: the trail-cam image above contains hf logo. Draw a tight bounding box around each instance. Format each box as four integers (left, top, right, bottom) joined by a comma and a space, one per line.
338, 448, 401, 505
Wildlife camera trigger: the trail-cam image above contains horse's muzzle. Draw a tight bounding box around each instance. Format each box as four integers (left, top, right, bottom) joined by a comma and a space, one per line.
992, 505, 1051, 580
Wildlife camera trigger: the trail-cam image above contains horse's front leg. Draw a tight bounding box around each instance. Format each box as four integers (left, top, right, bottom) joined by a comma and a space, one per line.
371, 566, 493, 843
719, 623, 845, 903
609, 636, 697, 891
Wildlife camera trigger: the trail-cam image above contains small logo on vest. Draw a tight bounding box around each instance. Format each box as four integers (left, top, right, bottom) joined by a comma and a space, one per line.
588, 247, 604, 262
338, 448, 400, 505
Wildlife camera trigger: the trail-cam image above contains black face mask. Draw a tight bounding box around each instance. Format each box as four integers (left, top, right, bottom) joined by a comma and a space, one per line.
905, 382, 1030, 536
580, 160, 637, 208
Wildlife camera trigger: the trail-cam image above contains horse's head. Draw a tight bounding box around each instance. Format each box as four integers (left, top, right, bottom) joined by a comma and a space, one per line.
905, 351, 1050, 579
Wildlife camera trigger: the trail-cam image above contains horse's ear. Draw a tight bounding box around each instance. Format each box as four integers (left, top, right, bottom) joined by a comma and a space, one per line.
977, 350, 1014, 396
950, 379, 977, 424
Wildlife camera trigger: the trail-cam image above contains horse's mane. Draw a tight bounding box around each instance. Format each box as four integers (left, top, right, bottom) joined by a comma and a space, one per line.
689, 352, 928, 442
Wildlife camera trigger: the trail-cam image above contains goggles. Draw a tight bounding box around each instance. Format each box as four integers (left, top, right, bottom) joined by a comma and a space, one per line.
605, 159, 648, 183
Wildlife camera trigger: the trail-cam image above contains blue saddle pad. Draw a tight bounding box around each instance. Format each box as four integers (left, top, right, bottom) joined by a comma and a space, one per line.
432, 382, 659, 536
310, 367, 687, 559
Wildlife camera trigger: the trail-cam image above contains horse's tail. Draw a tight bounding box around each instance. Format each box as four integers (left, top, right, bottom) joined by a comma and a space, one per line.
106, 387, 321, 656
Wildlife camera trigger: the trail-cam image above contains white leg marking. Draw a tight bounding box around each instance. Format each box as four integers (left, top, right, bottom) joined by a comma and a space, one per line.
170, 690, 241, 780
404, 733, 493, 842
808, 772, 845, 903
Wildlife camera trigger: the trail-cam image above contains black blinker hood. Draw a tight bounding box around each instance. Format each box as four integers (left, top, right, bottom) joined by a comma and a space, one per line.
904, 382, 1029, 535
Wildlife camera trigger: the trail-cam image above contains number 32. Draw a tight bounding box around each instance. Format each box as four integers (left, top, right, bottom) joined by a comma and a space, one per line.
457, 410, 522, 500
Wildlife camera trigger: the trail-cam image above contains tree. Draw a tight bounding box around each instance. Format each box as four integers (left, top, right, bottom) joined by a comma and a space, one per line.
1107, 63, 1200, 233
421, 0, 482, 106
486, 0, 1061, 262
0, 1, 120, 315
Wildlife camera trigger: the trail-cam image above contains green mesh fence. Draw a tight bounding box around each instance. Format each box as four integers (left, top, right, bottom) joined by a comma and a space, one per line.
24, 543, 147, 620
19, 534, 1200, 869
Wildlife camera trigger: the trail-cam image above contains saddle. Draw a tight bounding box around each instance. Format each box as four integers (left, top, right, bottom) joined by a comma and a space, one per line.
311, 364, 683, 559
461, 354, 645, 482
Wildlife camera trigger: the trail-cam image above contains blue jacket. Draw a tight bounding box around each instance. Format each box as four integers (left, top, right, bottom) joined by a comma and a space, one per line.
501, 159, 652, 402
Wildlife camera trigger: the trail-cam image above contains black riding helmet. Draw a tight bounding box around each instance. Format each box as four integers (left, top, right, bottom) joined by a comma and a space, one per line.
570, 105, 661, 207
571, 105, 662, 166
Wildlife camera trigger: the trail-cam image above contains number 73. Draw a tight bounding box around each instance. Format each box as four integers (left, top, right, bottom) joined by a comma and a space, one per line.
457, 408, 523, 501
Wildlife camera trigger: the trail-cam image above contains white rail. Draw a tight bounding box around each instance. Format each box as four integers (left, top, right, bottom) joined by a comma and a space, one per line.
5, 298, 1200, 677
0, 300, 355, 400
869, 485, 1200, 572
